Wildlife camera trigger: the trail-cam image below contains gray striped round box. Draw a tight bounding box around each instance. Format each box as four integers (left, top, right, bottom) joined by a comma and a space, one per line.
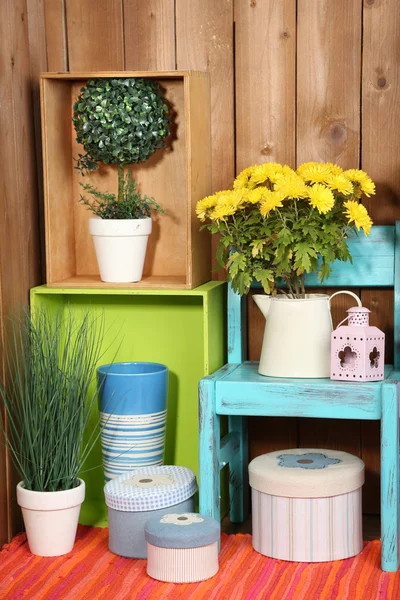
104, 466, 197, 559
145, 513, 220, 583
249, 449, 365, 562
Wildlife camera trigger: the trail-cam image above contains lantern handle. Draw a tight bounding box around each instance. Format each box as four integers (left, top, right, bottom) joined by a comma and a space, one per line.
328, 290, 362, 308
335, 315, 350, 330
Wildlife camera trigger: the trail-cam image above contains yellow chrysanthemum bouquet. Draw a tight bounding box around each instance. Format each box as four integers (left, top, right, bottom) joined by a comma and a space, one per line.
196, 162, 375, 296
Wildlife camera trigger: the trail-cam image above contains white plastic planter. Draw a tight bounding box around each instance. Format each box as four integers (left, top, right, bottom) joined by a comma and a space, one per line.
16, 479, 85, 557
89, 217, 152, 283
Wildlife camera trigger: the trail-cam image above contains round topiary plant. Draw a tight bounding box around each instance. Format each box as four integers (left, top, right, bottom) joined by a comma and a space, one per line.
72, 77, 170, 217
73, 77, 169, 169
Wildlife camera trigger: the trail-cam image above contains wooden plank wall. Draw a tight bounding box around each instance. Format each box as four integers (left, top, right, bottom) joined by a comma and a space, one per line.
0, 0, 43, 546
0, 0, 398, 542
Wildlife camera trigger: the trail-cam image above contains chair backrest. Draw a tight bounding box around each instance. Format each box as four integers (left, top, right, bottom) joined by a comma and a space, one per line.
228, 223, 400, 368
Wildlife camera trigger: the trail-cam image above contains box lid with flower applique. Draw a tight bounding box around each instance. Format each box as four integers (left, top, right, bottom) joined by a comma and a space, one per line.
145, 513, 220, 548
104, 465, 197, 512
249, 448, 364, 498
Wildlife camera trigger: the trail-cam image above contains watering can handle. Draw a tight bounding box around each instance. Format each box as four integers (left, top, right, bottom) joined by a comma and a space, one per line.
328, 290, 362, 308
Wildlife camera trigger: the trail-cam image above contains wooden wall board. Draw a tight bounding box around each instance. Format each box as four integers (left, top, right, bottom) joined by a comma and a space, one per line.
297, 0, 362, 167
124, 0, 175, 71
362, 0, 400, 224
176, 0, 234, 278
176, 0, 234, 194
237, 0, 297, 455
65, 0, 124, 71
27, 0, 48, 282
0, 0, 42, 542
43, 0, 67, 71
235, 0, 296, 168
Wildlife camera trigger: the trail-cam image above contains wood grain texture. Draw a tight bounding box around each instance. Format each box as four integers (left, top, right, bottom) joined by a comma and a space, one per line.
42, 73, 211, 288
235, 0, 296, 169
0, 302, 7, 547
228, 416, 249, 522
176, 0, 234, 193
0, 0, 42, 542
27, 0, 47, 281
185, 74, 213, 288
176, 0, 234, 280
216, 362, 387, 419
43, 0, 67, 71
361, 288, 394, 513
297, 0, 362, 167
123, 0, 175, 70
235, 0, 297, 457
65, 0, 124, 71
198, 376, 222, 523
362, 0, 400, 224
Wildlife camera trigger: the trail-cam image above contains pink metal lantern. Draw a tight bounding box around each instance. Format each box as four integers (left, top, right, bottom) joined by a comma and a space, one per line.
330, 306, 385, 382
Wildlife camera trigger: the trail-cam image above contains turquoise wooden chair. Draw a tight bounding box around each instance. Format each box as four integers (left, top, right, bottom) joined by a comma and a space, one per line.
199, 223, 400, 572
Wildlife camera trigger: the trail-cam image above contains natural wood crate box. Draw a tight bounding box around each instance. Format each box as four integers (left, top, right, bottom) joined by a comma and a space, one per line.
40, 71, 212, 289
30, 281, 226, 526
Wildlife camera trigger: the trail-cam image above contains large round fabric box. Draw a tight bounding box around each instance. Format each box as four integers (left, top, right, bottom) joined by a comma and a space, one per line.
249, 448, 365, 562
145, 513, 220, 583
104, 466, 197, 559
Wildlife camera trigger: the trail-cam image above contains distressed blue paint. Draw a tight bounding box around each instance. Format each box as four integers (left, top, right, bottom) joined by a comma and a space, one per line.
228, 285, 246, 363
228, 416, 249, 523
198, 377, 221, 524
394, 223, 400, 370
381, 383, 399, 571
219, 431, 240, 469
215, 362, 392, 420
198, 224, 400, 570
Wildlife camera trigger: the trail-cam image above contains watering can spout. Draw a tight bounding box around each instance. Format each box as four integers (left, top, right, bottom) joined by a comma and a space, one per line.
252, 294, 272, 319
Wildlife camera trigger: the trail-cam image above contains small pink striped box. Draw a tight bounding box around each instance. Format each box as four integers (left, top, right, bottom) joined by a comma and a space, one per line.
144, 513, 220, 583
249, 448, 365, 562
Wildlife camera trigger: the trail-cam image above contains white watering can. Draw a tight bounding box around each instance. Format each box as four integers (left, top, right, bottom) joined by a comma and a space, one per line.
253, 291, 362, 378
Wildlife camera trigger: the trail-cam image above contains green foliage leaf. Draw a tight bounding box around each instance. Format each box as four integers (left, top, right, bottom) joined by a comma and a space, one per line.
79, 167, 164, 219
0, 310, 108, 492
294, 242, 318, 273
72, 78, 170, 172
254, 269, 274, 294
227, 252, 247, 278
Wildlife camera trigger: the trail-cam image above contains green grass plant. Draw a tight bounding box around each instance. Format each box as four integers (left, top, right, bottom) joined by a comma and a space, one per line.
0, 309, 106, 492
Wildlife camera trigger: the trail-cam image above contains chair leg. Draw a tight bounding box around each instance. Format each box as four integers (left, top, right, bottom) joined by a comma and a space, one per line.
381, 382, 400, 572
199, 377, 221, 523
228, 416, 249, 523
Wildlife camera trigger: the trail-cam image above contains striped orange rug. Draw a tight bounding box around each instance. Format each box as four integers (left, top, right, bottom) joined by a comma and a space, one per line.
0, 526, 399, 599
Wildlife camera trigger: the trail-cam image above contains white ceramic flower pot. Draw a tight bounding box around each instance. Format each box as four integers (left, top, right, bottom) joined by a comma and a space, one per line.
16, 479, 85, 556
89, 217, 152, 283
253, 291, 362, 378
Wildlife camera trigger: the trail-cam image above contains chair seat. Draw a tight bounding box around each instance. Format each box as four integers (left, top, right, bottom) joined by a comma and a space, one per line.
214, 362, 394, 420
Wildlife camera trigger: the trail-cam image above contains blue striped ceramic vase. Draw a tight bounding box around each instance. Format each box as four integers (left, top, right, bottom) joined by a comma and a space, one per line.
97, 362, 168, 480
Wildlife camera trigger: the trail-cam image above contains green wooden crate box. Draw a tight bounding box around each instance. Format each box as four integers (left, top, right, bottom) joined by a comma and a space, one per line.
30, 281, 225, 526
